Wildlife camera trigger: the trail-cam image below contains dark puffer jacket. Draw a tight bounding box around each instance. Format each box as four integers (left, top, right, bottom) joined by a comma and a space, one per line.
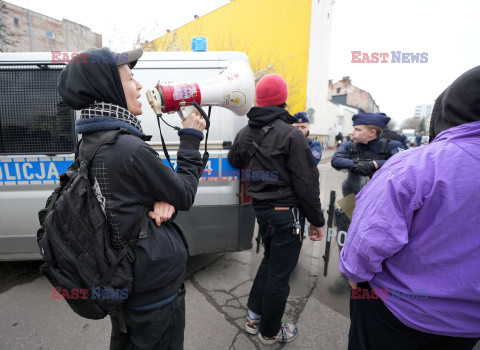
81, 129, 204, 307
228, 106, 324, 228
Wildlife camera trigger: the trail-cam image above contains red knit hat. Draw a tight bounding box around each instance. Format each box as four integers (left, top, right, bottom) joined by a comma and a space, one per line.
255, 74, 288, 107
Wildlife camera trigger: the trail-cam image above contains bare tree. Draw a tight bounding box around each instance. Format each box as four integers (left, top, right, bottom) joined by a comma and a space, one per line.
401, 116, 421, 130
0, 1, 19, 52
213, 34, 303, 112
141, 28, 189, 52
387, 118, 397, 130
417, 117, 427, 134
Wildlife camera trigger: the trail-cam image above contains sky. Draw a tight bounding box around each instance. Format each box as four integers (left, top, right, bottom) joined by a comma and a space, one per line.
5, 0, 480, 124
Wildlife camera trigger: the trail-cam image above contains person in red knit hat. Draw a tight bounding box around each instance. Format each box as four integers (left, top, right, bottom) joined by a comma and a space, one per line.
228, 74, 325, 345
255, 74, 289, 107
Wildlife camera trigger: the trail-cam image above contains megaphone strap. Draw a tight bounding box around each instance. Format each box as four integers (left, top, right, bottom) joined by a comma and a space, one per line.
156, 115, 176, 172
155, 103, 211, 175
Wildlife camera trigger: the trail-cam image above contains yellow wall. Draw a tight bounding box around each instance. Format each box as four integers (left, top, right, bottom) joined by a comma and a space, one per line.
148, 0, 312, 113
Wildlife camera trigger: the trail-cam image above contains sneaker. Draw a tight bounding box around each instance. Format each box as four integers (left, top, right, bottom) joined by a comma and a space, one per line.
245, 315, 260, 335
258, 322, 298, 344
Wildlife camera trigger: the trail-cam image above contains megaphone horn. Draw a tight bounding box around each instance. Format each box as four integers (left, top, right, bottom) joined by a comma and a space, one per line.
146, 60, 255, 118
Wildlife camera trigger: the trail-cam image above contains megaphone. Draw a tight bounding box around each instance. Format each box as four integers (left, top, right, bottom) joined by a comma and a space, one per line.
146, 60, 255, 119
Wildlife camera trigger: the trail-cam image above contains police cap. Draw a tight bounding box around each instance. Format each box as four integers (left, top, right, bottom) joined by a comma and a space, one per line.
293, 112, 309, 123
352, 112, 391, 129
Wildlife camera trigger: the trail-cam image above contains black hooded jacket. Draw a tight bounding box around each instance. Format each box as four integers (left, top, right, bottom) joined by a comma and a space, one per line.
429, 65, 480, 142
57, 47, 205, 307
83, 130, 204, 307
228, 107, 325, 227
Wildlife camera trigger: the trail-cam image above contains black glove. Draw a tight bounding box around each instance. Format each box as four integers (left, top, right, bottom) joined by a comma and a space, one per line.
350, 162, 376, 176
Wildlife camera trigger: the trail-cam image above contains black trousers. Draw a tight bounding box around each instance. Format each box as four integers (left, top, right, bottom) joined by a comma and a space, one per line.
110, 285, 186, 350
349, 283, 479, 350
247, 207, 303, 338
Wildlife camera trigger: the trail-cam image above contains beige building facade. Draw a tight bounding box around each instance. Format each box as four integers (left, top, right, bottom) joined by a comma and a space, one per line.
0, 1, 101, 52
328, 76, 379, 113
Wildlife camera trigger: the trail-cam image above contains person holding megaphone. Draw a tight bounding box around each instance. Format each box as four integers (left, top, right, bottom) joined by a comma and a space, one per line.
58, 47, 206, 349
228, 74, 325, 345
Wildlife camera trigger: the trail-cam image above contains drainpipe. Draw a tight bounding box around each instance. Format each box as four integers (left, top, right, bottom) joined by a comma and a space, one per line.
27, 8, 34, 51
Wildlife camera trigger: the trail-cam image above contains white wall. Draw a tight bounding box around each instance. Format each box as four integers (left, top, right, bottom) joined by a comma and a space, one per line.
315, 101, 357, 146
306, 0, 333, 137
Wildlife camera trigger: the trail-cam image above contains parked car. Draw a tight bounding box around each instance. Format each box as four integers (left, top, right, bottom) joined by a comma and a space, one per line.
407, 136, 416, 147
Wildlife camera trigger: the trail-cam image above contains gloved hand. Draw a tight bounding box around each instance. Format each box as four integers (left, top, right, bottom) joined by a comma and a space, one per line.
350, 162, 376, 176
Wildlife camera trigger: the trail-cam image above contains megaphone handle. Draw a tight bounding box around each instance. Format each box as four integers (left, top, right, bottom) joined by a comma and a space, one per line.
178, 106, 195, 120
191, 101, 210, 130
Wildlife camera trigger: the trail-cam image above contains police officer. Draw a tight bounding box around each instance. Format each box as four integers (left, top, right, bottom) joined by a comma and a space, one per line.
292, 112, 322, 164
332, 112, 405, 176
228, 74, 325, 345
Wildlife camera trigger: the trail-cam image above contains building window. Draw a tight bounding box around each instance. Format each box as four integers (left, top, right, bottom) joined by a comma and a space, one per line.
46, 31, 55, 39
14, 18, 19, 26
336, 88, 341, 93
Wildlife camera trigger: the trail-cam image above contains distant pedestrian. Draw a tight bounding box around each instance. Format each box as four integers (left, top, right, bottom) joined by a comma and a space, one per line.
415, 133, 422, 147
335, 132, 344, 148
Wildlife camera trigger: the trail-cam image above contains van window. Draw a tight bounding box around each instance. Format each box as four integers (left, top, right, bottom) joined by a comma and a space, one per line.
0, 64, 76, 155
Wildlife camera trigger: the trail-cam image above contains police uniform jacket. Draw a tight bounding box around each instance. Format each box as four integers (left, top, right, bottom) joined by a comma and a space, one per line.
331, 136, 404, 170
308, 138, 322, 165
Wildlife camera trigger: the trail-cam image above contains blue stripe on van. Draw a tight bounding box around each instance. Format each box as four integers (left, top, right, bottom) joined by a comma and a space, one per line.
0, 155, 235, 186
221, 158, 240, 180
161, 157, 220, 180
0, 158, 73, 186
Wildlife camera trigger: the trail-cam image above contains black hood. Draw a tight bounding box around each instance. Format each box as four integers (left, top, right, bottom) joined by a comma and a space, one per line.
429, 65, 480, 142
247, 106, 296, 127
58, 47, 128, 110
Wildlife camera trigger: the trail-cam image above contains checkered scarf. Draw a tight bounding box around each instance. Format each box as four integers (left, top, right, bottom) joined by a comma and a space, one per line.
80, 102, 143, 133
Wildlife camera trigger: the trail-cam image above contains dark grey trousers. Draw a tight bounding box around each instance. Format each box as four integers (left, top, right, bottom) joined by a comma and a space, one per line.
110, 285, 186, 350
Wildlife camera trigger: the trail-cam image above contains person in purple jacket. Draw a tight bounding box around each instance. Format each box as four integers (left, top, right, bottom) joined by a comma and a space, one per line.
339, 65, 480, 349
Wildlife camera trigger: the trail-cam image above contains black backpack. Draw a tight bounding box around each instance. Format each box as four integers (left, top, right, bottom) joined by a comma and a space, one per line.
37, 129, 147, 332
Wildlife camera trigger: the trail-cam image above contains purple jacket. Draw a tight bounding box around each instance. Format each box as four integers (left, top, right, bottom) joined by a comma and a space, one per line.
339, 121, 480, 338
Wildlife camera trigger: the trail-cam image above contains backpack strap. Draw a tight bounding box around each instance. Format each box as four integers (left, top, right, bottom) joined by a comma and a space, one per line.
99, 211, 148, 286
245, 119, 285, 165
79, 129, 123, 167
378, 138, 390, 155
350, 141, 358, 155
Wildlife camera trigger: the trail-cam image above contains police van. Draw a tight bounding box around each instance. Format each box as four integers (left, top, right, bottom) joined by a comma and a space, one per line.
0, 51, 255, 260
